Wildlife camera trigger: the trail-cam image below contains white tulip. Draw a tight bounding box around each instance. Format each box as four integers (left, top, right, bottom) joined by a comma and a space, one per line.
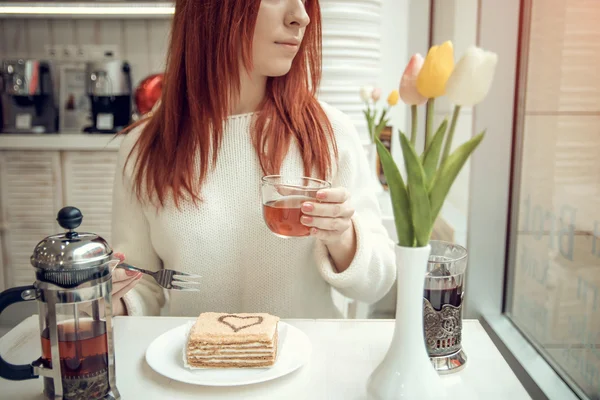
360, 85, 374, 103
446, 46, 498, 107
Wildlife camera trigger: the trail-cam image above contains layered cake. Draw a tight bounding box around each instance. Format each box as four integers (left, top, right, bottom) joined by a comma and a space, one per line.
186, 312, 280, 368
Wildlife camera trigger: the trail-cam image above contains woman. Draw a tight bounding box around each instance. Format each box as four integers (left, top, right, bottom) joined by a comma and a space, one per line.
110, 0, 396, 318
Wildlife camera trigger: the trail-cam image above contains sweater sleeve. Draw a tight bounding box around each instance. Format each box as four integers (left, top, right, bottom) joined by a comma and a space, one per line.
111, 127, 166, 316
313, 104, 397, 304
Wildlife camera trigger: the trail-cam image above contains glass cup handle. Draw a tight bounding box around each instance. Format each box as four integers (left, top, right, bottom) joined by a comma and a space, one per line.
0, 285, 38, 381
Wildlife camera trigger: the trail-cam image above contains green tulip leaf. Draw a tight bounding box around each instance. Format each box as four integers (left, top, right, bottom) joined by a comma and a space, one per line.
374, 117, 390, 140
398, 128, 410, 195
399, 133, 432, 247
430, 131, 485, 221
422, 119, 448, 187
364, 111, 375, 141
377, 109, 387, 125
375, 137, 414, 247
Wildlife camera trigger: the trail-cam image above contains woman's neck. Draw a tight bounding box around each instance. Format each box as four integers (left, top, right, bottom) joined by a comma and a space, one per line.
230, 70, 267, 116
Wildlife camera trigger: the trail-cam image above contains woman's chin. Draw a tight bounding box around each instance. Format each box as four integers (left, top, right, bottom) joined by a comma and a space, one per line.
263, 62, 294, 78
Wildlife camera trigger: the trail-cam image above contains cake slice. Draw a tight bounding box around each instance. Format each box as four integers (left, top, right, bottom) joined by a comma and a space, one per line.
186, 312, 280, 368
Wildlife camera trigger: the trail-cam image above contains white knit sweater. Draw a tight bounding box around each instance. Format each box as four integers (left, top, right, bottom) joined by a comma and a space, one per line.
112, 102, 396, 319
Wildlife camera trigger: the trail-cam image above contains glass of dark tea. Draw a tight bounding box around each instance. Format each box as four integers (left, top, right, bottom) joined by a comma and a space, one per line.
261, 175, 331, 238
423, 240, 468, 374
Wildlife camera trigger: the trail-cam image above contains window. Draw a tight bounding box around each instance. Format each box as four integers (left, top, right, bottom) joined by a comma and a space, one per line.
469, 1, 600, 398
506, 0, 600, 397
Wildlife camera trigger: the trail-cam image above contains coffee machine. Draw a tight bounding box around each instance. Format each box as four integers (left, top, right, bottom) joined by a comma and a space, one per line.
0, 59, 59, 133
84, 60, 133, 134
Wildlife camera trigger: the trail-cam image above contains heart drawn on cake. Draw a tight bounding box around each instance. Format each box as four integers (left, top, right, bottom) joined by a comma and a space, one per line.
218, 315, 264, 333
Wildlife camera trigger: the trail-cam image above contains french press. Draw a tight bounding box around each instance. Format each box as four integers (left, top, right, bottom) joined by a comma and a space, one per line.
0, 206, 120, 399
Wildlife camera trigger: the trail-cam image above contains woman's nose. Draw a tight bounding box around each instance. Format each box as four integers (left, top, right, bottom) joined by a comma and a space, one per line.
286, 1, 310, 28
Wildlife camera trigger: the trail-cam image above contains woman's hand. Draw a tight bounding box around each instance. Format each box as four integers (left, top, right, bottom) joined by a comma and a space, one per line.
300, 187, 354, 242
110, 253, 143, 316
77, 253, 142, 317
300, 188, 357, 272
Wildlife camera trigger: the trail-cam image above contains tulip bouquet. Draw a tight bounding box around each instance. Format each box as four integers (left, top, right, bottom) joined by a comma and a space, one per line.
360, 86, 400, 143
376, 41, 498, 248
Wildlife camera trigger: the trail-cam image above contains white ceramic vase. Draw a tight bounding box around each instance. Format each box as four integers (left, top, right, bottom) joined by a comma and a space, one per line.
366, 244, 447, 400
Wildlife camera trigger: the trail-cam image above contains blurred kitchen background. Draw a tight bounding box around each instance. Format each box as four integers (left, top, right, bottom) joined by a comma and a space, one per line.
0, 1, 598, 399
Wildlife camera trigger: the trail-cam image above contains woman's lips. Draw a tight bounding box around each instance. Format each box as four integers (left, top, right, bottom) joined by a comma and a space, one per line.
275, 41, 300, 50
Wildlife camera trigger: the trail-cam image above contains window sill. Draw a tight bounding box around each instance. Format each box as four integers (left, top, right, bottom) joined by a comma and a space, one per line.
483, 314, 582, 400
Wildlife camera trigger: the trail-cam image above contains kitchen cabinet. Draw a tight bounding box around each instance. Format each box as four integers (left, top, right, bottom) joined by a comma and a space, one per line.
0, 226, 4, 291
0, 150, 63, 288
62, 151, 119, 242
0, 143, 119, 290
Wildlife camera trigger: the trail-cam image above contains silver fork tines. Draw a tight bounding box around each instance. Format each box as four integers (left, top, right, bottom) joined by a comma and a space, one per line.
171, 284, 200, 291
116, 263, 202, 292
173, 280, 202, 285
173, 273, 202, 280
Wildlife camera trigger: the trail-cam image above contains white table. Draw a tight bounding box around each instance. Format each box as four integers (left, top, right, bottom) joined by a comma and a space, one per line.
0, 316, 531, 399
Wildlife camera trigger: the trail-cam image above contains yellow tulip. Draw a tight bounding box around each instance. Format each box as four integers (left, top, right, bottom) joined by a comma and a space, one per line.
416, 41, 455, 98
387, 89, 399, 106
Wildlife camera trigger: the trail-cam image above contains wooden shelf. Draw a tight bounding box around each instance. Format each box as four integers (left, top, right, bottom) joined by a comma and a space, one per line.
0, 2, 174, 19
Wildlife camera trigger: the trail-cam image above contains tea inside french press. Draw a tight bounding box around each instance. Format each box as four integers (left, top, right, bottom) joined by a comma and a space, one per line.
39, 312, 110, 398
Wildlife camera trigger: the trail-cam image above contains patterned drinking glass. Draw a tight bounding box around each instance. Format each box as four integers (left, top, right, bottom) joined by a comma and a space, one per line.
423, 240, 468, 374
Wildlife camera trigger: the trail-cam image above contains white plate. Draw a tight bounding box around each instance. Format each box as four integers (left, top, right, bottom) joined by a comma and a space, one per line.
145, 321, 311, 387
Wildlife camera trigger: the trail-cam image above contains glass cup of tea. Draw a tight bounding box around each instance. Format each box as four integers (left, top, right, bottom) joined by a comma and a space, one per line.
261, 175, 331, 238
423, 240, 468, 374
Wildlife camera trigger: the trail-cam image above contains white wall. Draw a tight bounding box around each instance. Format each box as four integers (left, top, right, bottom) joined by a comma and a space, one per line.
378, 0, 409, 163
430, 0, 479, 246
465, 0, 520, 319
362, 0, 434, 319
373, 0, 429, 165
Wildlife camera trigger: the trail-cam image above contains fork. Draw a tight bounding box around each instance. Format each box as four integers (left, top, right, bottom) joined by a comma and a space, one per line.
116, 262, 202, 291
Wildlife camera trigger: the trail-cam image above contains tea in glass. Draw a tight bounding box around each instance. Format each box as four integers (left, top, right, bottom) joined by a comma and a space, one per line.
423, 240, 468, 374
261, 175, 331, 238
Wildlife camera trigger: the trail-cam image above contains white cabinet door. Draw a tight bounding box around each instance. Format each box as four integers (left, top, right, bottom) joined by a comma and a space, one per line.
0, 216, 5, 292
62, 151, 118, 244
0, 151, 63, 288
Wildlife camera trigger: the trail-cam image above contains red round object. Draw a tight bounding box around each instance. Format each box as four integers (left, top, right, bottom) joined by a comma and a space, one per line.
134, 73, 164, 115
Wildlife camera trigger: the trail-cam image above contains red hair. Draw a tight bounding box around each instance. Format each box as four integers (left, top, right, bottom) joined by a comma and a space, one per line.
123, 0, 336, 207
